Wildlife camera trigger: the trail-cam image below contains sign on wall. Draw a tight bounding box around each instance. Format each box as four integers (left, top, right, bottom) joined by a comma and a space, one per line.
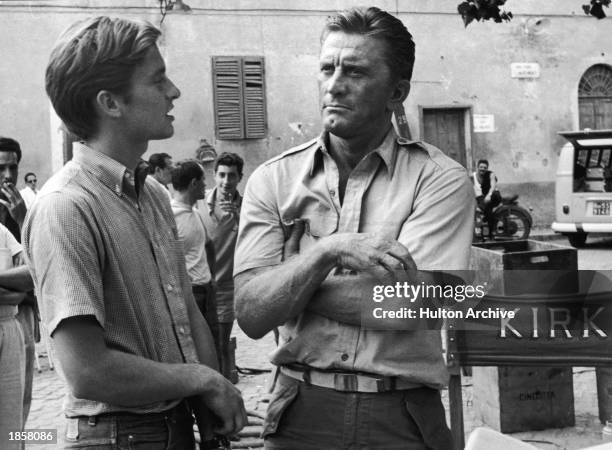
473, 114, 495, 133
511, 62, 541, 79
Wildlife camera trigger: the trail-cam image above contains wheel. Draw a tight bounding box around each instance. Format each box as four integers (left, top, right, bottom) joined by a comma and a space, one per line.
492, 207, 531, 240
567, 232, 587, 247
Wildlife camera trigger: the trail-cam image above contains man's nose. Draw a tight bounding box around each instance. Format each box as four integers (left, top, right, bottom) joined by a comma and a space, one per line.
167, 78, 181, 99
326, 68, 346, 95
1, 170, 13, 183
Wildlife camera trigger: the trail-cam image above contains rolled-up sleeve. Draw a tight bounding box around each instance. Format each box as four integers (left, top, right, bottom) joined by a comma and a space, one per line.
23, 193, 106, 336
399, 166, 475, 270
234, 164, 286, 276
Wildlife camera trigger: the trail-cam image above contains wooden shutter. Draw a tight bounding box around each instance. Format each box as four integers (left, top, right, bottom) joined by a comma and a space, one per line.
212, 56, 245, 139
242, 57, 266, 138
212, 56, 267, 140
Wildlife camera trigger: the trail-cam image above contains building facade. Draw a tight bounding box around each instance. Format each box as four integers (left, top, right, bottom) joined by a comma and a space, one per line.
1, 0, 611, 226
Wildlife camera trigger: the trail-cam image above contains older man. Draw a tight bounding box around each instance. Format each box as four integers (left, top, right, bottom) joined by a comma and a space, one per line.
235, 7, 474, 449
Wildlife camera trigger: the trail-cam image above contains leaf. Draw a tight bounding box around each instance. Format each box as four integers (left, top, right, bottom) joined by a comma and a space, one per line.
590, 2, 606, 18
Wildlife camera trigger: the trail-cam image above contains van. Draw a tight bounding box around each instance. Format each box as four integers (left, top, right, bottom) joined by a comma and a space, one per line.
552, 129, 612, 246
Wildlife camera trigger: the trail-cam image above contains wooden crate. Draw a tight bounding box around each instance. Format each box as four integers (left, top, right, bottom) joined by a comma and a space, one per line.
469, 240, 577, 432
472, 366, 575, 433
471, 240, 578, 295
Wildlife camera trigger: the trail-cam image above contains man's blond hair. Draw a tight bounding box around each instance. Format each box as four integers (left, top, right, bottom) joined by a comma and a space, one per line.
45, 16, 161, 140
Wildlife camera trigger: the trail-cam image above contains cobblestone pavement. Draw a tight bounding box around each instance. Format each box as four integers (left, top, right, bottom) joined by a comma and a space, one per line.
25, 325, 612, 449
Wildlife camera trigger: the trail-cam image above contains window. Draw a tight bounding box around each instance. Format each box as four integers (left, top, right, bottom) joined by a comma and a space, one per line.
212, 56, 267, 139
578, 64, 612, 130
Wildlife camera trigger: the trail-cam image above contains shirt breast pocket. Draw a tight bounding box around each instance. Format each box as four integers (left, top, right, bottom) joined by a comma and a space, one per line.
282, 209, 338, 254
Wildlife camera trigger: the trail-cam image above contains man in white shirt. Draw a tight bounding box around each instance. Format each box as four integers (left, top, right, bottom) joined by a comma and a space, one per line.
171, 160, 220, 364
19, 173, 38, 210
148, 152, 173, 202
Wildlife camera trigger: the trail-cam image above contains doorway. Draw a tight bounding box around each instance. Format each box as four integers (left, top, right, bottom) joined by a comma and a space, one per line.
420, 106, 472, 168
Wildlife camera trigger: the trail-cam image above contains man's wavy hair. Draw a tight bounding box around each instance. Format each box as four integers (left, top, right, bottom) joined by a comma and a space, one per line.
171, 160, 204, 192
321, 7, 415, 82
45, 16, 161, 140
214, 152, 244, 177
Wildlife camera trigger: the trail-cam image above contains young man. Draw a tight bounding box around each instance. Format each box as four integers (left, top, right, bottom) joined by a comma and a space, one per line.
235, 7, 474, 449
472, 159, 501, 234
0, 220, 35, 450
20, 172, 38, 209
148, 152, 174, 201
204, 152, 243, 380
171, 160, 219, 364
0, 137, 37, 433
24, 16, 246, 448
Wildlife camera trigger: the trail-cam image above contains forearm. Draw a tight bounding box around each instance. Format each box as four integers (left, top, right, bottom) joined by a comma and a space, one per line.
0, 265, 34, 292
235, 242, 336, 339
64, 347, 220, 406
308, 270, 442, 329
488, 173, 497, 194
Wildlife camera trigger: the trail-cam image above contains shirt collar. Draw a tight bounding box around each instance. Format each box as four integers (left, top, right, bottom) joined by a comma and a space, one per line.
72, 143, 149, 196
309, 128, 420, 178
170, 198, 193, 211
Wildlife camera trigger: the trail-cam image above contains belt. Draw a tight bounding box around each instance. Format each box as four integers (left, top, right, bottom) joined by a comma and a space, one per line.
280, 365, 420, 393
80, 400, 191, 425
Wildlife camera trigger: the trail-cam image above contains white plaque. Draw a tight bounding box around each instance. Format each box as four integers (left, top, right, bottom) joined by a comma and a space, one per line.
511, 62, 541, 78
473, 114, 495, 133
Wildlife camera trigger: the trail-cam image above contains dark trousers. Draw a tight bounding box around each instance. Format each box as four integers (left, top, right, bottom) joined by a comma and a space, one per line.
264, 373, 453, 449
476, 191, 501, 233
192, 283, 221, 366
61, 402, 195, 449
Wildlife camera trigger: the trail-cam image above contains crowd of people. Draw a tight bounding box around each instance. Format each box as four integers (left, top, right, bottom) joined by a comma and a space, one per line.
0, 5, 475, 450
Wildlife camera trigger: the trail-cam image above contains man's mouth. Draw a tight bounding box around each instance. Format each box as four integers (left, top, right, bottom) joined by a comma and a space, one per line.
324, 104, 351, 110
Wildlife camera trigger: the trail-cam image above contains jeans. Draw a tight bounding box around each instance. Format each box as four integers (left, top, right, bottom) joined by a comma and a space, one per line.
0, 305, 25, 450
61, 402, 195, 449
264, 373, 453, 450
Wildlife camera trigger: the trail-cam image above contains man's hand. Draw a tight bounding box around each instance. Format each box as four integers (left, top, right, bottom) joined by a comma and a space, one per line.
218, 200, 239, 215
321, 232, 417, 280
283, 219, 306, 259
200, 373, 248, 436
0, 182, 26, 227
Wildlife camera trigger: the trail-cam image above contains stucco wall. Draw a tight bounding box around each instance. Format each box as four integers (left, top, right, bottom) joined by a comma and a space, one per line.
0, 1, 609, 227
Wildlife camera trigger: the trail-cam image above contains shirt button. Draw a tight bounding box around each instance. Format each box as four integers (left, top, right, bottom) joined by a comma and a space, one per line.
167, 284, 174, 292
329, 190, 336, 197
179, 327, 185, 334
341, 353, 349, 361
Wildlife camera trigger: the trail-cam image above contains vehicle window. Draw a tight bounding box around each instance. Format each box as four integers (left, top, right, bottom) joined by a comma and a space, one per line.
588, 149, 601, 167
577, 149, 589, 167
602, 149, 612, 168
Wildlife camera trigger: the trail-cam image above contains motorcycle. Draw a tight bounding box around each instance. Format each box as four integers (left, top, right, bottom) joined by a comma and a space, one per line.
474, 194, 533, 242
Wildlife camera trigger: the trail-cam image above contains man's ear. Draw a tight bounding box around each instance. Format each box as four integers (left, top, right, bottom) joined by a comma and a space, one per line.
94, 90, 123, 119
388, 80, 411, 107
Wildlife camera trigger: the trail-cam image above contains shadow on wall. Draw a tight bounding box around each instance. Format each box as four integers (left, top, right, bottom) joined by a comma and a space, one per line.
496, 181, 555, 229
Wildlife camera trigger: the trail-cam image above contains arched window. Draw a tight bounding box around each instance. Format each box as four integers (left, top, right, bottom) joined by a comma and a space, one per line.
579, 64, 612, 129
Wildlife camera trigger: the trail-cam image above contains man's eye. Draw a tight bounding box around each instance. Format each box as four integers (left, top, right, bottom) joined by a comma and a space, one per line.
320, 65, 334, 74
